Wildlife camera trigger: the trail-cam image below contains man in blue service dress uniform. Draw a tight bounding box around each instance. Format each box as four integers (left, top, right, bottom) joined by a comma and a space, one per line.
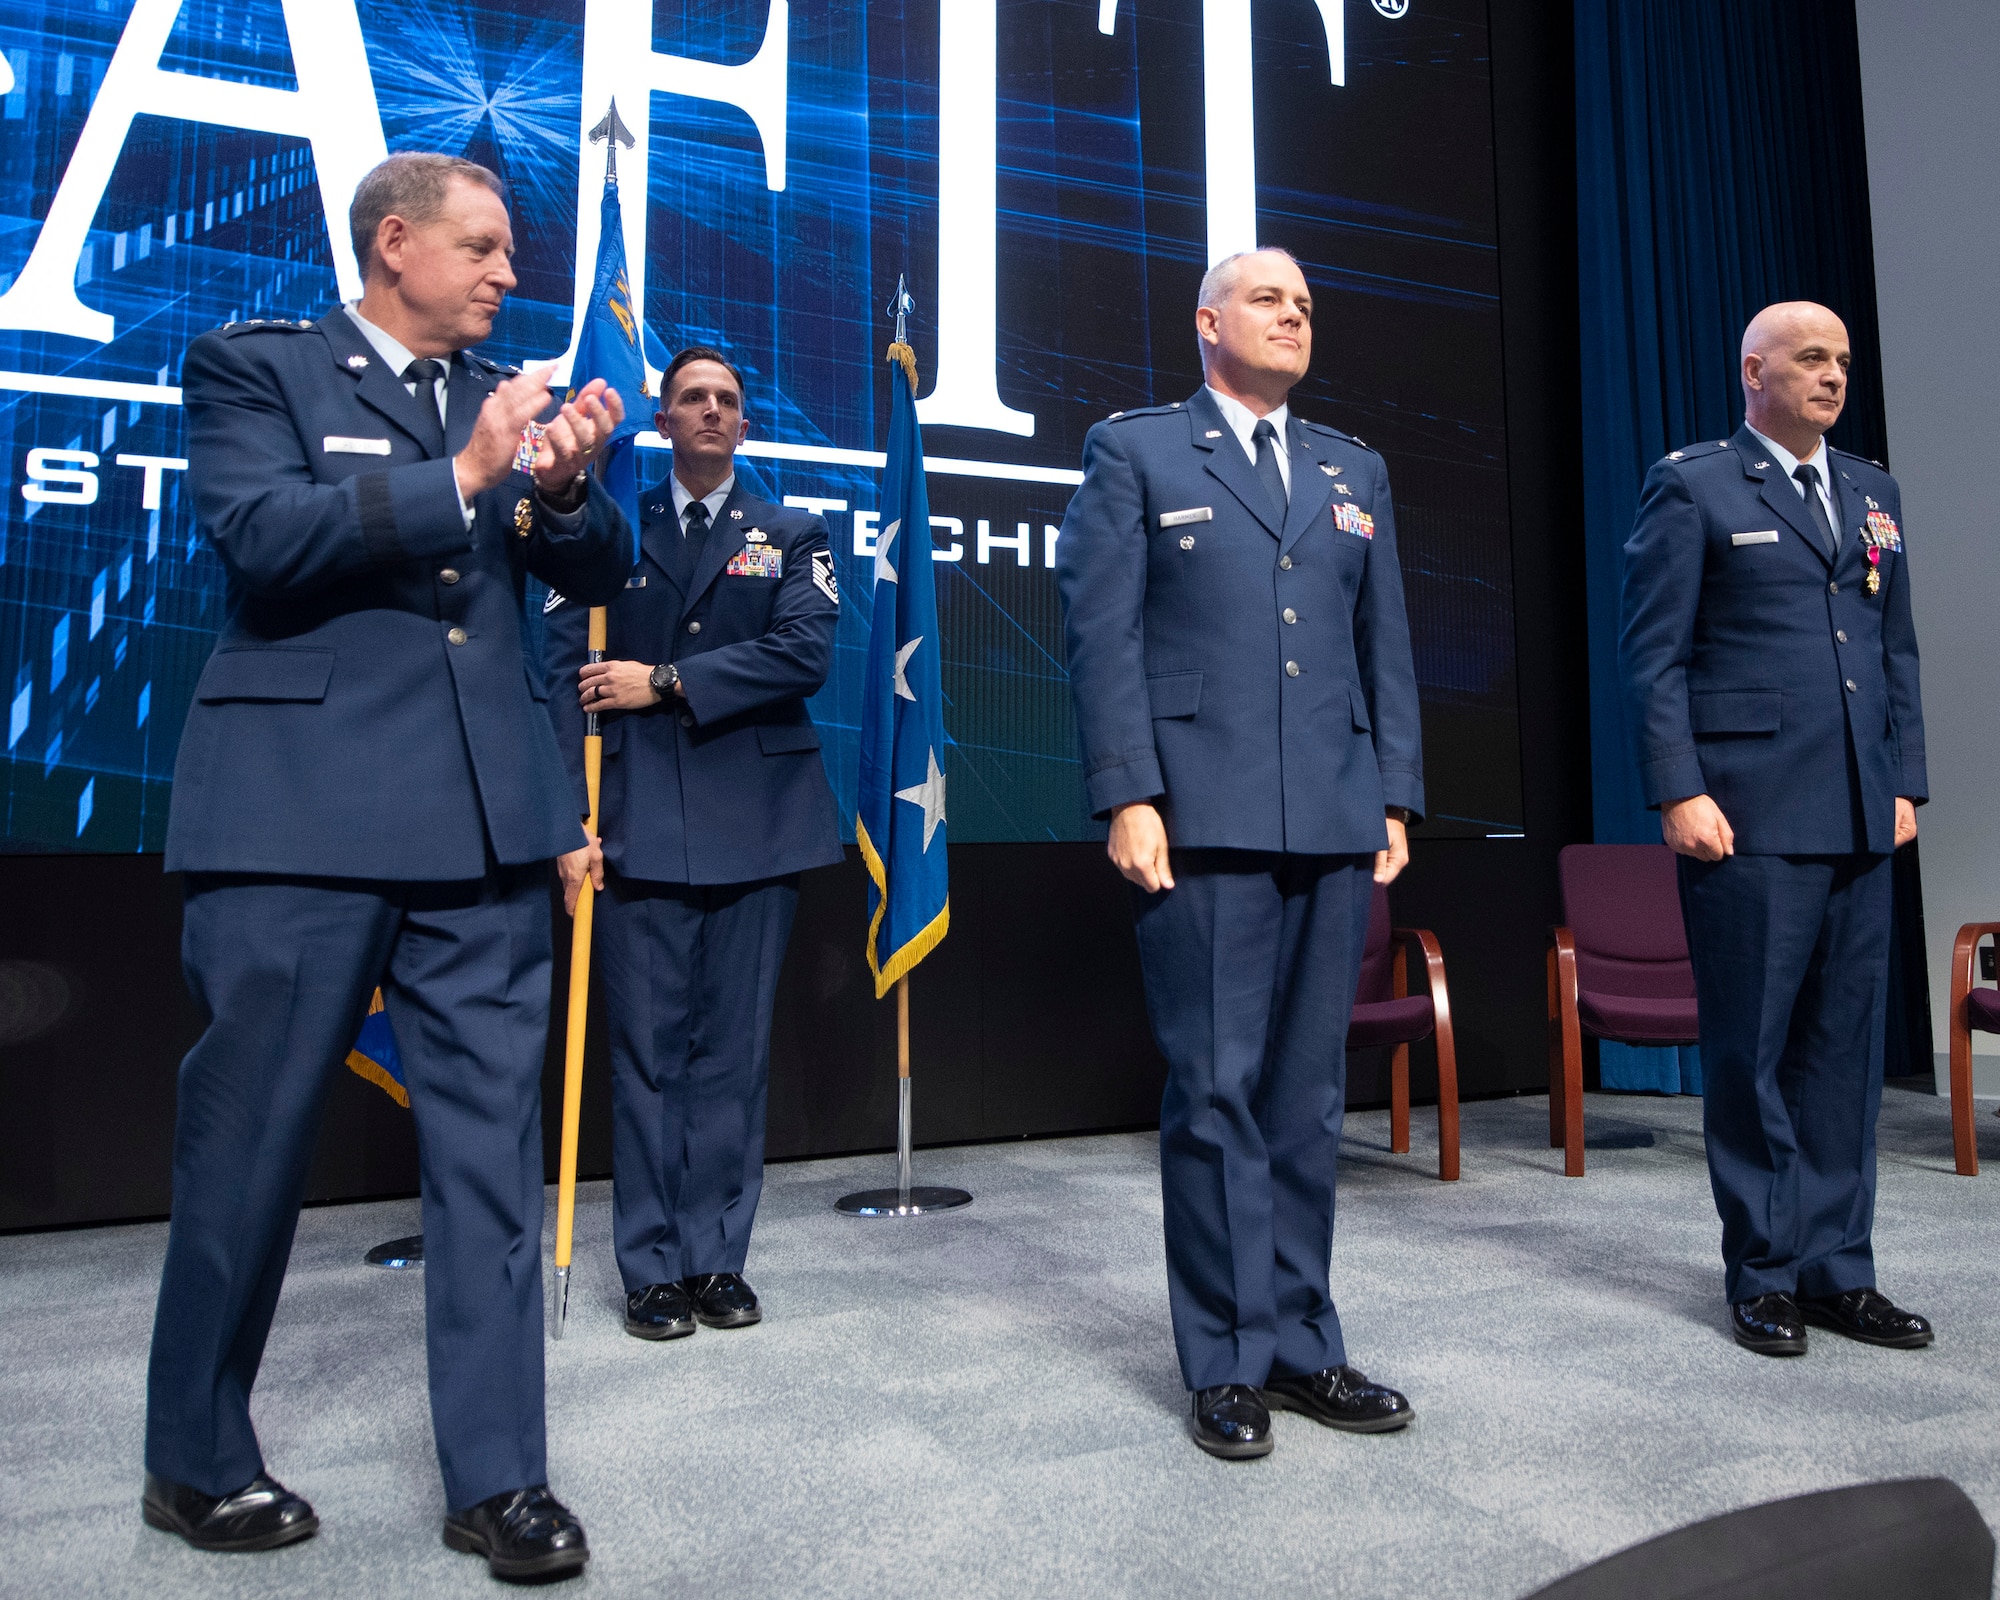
1620, 301, 1932, 1359
546, 346, 842, 1343
144, 154, 632, 1583
1056, 249, 1426, 1459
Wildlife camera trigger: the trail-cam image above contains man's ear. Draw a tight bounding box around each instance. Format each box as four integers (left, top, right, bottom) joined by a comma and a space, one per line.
1195, 306, 1220, 346
1742, 353, 1764, 393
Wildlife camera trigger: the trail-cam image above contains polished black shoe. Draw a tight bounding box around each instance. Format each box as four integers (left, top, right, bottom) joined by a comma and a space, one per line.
624, 1281, 697, 1341
1190, 1384, 1273, 1460
1263, 1365, 1414, 1433
682, 1272, 761, 1328
141, 1471, 319, 1553
1732, 1291, 1807, 1356
443, 1485, 589, 1584
1798, 1287, 1934, 1349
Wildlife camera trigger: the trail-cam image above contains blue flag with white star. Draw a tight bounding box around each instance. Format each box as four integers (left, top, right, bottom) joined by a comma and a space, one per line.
566, 167, 645, 566
856, 341, 949, 995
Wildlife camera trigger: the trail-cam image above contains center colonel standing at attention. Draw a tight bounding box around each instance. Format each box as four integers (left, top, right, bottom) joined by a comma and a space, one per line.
145, 153, 632, 1582
545, 347, 843, 1343
1056, 249, 1426, 1459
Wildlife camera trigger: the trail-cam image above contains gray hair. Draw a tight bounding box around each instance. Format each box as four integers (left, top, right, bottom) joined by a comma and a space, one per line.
1197, 247, 1301, 310
349, 153, 505, 279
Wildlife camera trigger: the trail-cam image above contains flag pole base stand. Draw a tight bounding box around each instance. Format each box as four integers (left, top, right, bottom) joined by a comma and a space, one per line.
835, 1186, 972, 1217
552, 1265, 571, 1340
363, 1234, 423, 1269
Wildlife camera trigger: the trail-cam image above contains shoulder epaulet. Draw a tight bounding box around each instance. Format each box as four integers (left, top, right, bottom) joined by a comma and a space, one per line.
468, 352, 520, 376
1829, 445, 1888, 472
1102, 402, 1185, 423
1299, 418, 1369, 451
1660, 440, 1729, 465
217, 318, 315, 337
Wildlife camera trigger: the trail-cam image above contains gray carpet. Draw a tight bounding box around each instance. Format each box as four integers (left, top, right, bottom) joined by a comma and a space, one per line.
4, 1086, 1998, 1599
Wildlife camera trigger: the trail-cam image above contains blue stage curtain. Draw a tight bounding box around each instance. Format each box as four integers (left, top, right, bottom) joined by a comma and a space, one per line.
1575, 0, 1887, 1092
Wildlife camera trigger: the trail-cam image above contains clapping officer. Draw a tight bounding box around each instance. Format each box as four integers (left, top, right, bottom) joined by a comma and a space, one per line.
1620, 302, 1932, 1358
546, 347, 842, 1343
1055, 249, 1426, 1458
144, 154, 631, 1583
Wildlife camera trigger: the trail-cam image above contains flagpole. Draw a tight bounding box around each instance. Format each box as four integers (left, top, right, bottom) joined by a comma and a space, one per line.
552, 605, 607, 1337
896, 975, 912, 1204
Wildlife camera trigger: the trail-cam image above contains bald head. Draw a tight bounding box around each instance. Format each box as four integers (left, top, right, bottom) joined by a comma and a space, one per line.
1741, 301, 1851, 456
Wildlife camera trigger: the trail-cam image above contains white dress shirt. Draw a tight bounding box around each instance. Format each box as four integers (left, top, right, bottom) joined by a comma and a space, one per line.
1204, 385, 1292, 498
670, 470, 735, 532
1745, 423, 1838, 546
344, 300, 473, 528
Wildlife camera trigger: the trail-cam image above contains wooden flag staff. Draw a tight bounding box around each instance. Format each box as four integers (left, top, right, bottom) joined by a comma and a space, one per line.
552, 605, 606, 1337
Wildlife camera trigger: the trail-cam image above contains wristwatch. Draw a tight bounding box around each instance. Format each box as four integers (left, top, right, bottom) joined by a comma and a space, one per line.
648, 662, 680, 698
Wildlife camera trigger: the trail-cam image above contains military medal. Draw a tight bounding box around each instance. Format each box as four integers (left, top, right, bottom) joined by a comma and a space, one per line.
514, 497, 533, 537
1860, 504, 1900, 596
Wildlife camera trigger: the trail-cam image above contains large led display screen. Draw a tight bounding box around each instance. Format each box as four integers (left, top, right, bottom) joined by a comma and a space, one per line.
0, 0, 1523, 852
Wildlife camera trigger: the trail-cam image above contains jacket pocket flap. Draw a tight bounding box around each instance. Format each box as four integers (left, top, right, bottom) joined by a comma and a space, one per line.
1689, 689, 1783, 734
1349, 683, 1373, 731
196, 648, 335, 703
757, 720, 822, 755
1146, 671, 1203, 719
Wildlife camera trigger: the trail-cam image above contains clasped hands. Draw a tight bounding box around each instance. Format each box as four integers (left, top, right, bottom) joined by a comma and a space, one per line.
1661, 793, 1917, 860
1106, 801, 1410, 894
453, 365, 626, 508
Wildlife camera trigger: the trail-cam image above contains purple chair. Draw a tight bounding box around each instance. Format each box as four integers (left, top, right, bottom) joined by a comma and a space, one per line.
1546, 844, 1700, 1176
1347, 883, 1460, 1181
1947, 921, 2000, 1176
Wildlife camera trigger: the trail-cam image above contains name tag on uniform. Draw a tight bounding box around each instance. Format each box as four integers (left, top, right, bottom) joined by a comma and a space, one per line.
625, 574, 647, 588
1731, 530, 1780, 546
1159, 506, 1212, 528
726, 547, 783, 578
323, 435, 391, 455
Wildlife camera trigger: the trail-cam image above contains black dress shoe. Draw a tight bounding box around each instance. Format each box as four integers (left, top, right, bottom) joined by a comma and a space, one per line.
1263, 1365, 1414, 1433
443, 1485, 589, 1584
625, 1281, 697, 1341
1732, 1291, 1807, 1356
682, 1272, 761, 1328
1798, 1287, 1934, 1349
1190, 1384, 1273, 1460
141, 1471, 318, 1552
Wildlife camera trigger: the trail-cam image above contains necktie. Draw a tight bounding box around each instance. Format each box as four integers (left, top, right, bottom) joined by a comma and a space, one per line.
1252, 418, 1288, 521
1793, 463, 1837, 559
674, 500, 710, 592
404, 358, 447, 455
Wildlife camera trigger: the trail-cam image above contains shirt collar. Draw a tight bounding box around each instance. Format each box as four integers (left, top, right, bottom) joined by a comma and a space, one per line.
671, 470, 736, 523
342, 301, 441, 380
1205, 386, 1290, 453
1745, 423, 1829, 487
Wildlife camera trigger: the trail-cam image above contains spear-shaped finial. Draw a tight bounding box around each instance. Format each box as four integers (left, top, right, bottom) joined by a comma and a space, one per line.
885, 275, 918, 390
589, 98, 637, 186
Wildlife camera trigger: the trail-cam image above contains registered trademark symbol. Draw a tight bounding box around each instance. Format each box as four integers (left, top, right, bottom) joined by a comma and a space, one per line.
1372, 0, 1410, 16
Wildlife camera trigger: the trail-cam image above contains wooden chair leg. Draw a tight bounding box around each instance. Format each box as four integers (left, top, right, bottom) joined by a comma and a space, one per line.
1434, 1000, 1460, 1185
1948, 926, 1988, 1177
1562, 1014, 1586, 1178
1546, 944, 1565, 1151
1550, 929, 1584, 1176
1397, 928, 1460, 1182
1390, 1043, 1411, 1154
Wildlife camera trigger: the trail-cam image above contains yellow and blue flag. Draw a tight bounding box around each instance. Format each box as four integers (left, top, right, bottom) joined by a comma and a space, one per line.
346, 989, 406, 1108
567, 162, 647, 565
856, 333, 949, 995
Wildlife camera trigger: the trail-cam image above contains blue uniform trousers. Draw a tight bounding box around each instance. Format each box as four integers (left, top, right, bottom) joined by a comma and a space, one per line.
1677, 851, 1892, 1304
145, 867, 551, 1512
596, 868, 799, 1291
1133, 850, 1374, 1391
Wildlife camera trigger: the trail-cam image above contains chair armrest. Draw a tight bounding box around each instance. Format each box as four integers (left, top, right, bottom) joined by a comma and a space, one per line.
1548, 927, 1578, 1018
1392, 927, 1449, 1015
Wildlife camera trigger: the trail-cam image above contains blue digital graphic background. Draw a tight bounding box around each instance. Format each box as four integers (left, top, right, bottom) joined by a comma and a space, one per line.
0, 0, 1522, 852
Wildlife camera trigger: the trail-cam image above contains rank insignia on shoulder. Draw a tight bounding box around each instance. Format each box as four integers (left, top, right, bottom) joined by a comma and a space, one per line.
745, 528, 769, 543
543, 589, 567, 613
812, 548, 838, 604
346, 354, 369, 370
1668, 451, 1684, 460
1108, 411, 1124, 420
1334, 502, 1375, 540
512, 421, 547, 477
514, 497, 533, 538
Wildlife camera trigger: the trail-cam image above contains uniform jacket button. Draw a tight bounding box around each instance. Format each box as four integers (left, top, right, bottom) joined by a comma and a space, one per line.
1282, 607, 1298, 624
1837, 630, 1848, 644
1279, 555, 1293, 570
1845, 678, 1858, 692
446, 626, 467, 646
1828, 581, 1838, 594
438, 568, 460, 585
687, 620, 702, 635
679, 712, 695, 728
1285, 661, 1301, 677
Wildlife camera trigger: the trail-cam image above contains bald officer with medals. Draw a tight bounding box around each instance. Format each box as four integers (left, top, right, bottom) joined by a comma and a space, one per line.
546, 346, 842, 1346
1056, 248, 1425, 1459
1620, 302, 1932, 1359
144, 153, 630, 1583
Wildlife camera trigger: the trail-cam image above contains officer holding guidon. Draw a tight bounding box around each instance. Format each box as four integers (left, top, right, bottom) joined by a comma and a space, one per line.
545, 346, 843, 1344
144, 153, 631, 1583
1056, 248, 1426, 1459
1619, 301, 1931, 1359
